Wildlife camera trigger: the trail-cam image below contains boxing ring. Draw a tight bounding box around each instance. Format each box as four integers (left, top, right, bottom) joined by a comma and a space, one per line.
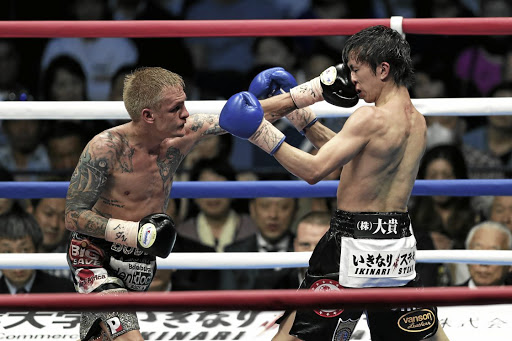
1, 16, 512, 340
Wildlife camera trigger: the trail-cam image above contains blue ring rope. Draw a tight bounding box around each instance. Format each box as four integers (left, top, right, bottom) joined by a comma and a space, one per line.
0, 179, 511, 199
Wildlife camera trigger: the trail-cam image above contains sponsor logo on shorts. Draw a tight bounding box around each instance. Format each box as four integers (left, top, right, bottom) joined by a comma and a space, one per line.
138, 223, 156, 248
69, 238, 105, 268
354, 215, 403, 239
111, 243, 146, 256
332, 318, 358, 341
349, 250, 415, 278
398, 308, 436, 332
75, 268, 108, 293
320, 66, 337, 86
106, 316, 124, 334
310, 279, 344, 317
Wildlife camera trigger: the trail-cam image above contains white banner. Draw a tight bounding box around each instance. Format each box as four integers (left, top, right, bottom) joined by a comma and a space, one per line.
0, 305, 511, 340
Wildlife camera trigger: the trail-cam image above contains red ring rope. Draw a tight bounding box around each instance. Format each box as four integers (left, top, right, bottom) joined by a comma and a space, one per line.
3, 287, 512, 312
0, 18, 509, 38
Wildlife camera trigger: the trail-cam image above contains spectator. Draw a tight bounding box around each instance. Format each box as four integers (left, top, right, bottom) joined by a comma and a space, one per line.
0, 119, 50, 181
40, 0, 139, 100
410, 145, 480, 286
29, 198, 67, 253
0, 206, 74, 294
176, 158, 257, 252
411, 145, 479, 250
184, 0, 283, 99
45, 121, 87, 178
108, 0, 195, 89
28, 197, 70, 279
0, 39, 32, 101
459, 221, 512, 287
220, 195, 297, 290
176, 134, 233, 221
489, 196, 512, 233
273, 211, 330, 289
453, 0, 512, 97
38, 55, 87, 101
462, 82, 512, 178
412, 59, 504, 180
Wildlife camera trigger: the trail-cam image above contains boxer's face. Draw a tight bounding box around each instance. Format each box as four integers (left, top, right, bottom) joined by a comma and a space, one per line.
0, 235, 36, 288
152, 86, 189, 138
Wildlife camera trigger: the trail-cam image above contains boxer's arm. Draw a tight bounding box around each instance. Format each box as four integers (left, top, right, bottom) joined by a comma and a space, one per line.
273, 107, 372, 184
260, 94, 336, 149
65, 134, 113, 238
186, 113, 226, 138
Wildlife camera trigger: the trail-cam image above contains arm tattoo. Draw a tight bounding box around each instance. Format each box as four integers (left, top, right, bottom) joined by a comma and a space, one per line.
188, 113, 226, 135
65, 139, 113, 238
157, 146, 184, 209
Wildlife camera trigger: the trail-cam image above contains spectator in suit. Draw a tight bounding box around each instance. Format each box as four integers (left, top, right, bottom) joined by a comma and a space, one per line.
220, 195, 298, 290
460, 220, 512, 287
273, 211, 331, 289
0, 205, 74, 294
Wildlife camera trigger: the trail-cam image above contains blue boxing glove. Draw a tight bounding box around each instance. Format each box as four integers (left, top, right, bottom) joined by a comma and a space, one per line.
249, 67, 298, 99
249, 67, 318, 135
220, 92, 285, 155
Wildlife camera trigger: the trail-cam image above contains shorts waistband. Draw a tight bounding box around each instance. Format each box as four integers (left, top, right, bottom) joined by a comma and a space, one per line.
331, 209, 412, 239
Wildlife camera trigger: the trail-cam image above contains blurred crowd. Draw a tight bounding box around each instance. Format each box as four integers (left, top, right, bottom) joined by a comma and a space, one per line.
0, 0, 511, 294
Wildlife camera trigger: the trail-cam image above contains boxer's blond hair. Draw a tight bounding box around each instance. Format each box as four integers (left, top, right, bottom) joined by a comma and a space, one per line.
123, 67, 184, 121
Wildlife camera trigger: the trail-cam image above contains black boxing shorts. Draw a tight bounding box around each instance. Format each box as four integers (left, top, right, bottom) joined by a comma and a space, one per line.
282, 210, 438, 341
67, 232, 156, 340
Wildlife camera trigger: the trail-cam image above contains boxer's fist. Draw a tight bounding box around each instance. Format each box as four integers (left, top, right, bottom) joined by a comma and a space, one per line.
220, 92, 285, 155
249, 67, 298, 99
138, 213, 176, 258
320, 64, 359, 108
220, 91, 263, 139
290, 63, 359, 109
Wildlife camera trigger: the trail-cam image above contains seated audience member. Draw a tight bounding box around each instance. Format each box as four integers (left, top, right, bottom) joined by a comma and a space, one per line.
460, 221, 512, 287
176, 158, 257, 252
220, 193, 298, 290
0, 206, 74, 294
38, 55, 87, 101
0, 166, 29, 215
0, 119, 50, 181
411, 145, 479, 250
273, 211, 331, 289
462, 82, 512, 178
45, 121, 86, 177
29, 198, 68, 253
489, 196, 512, 232
411, 145, 480, 286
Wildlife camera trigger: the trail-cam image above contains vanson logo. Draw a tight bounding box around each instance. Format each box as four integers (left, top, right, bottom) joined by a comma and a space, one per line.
398, 309, 435, 332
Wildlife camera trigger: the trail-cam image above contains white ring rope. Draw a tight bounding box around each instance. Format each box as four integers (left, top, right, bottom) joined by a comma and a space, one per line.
390, 16, 405, 37
2, 98, 511, 119
2, 250, 512, 270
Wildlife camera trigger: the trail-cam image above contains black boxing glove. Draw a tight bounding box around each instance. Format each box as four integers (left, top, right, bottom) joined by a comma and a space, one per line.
105, 213, 177, 258
289, 63, 359, 108
320, 64, 359, 108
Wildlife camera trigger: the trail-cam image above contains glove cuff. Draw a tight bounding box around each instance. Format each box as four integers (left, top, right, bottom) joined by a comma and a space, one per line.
105, 218, 139, 248
249, 120, 286, 155
289, 77, 324, 109
286, 107, 318, 135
